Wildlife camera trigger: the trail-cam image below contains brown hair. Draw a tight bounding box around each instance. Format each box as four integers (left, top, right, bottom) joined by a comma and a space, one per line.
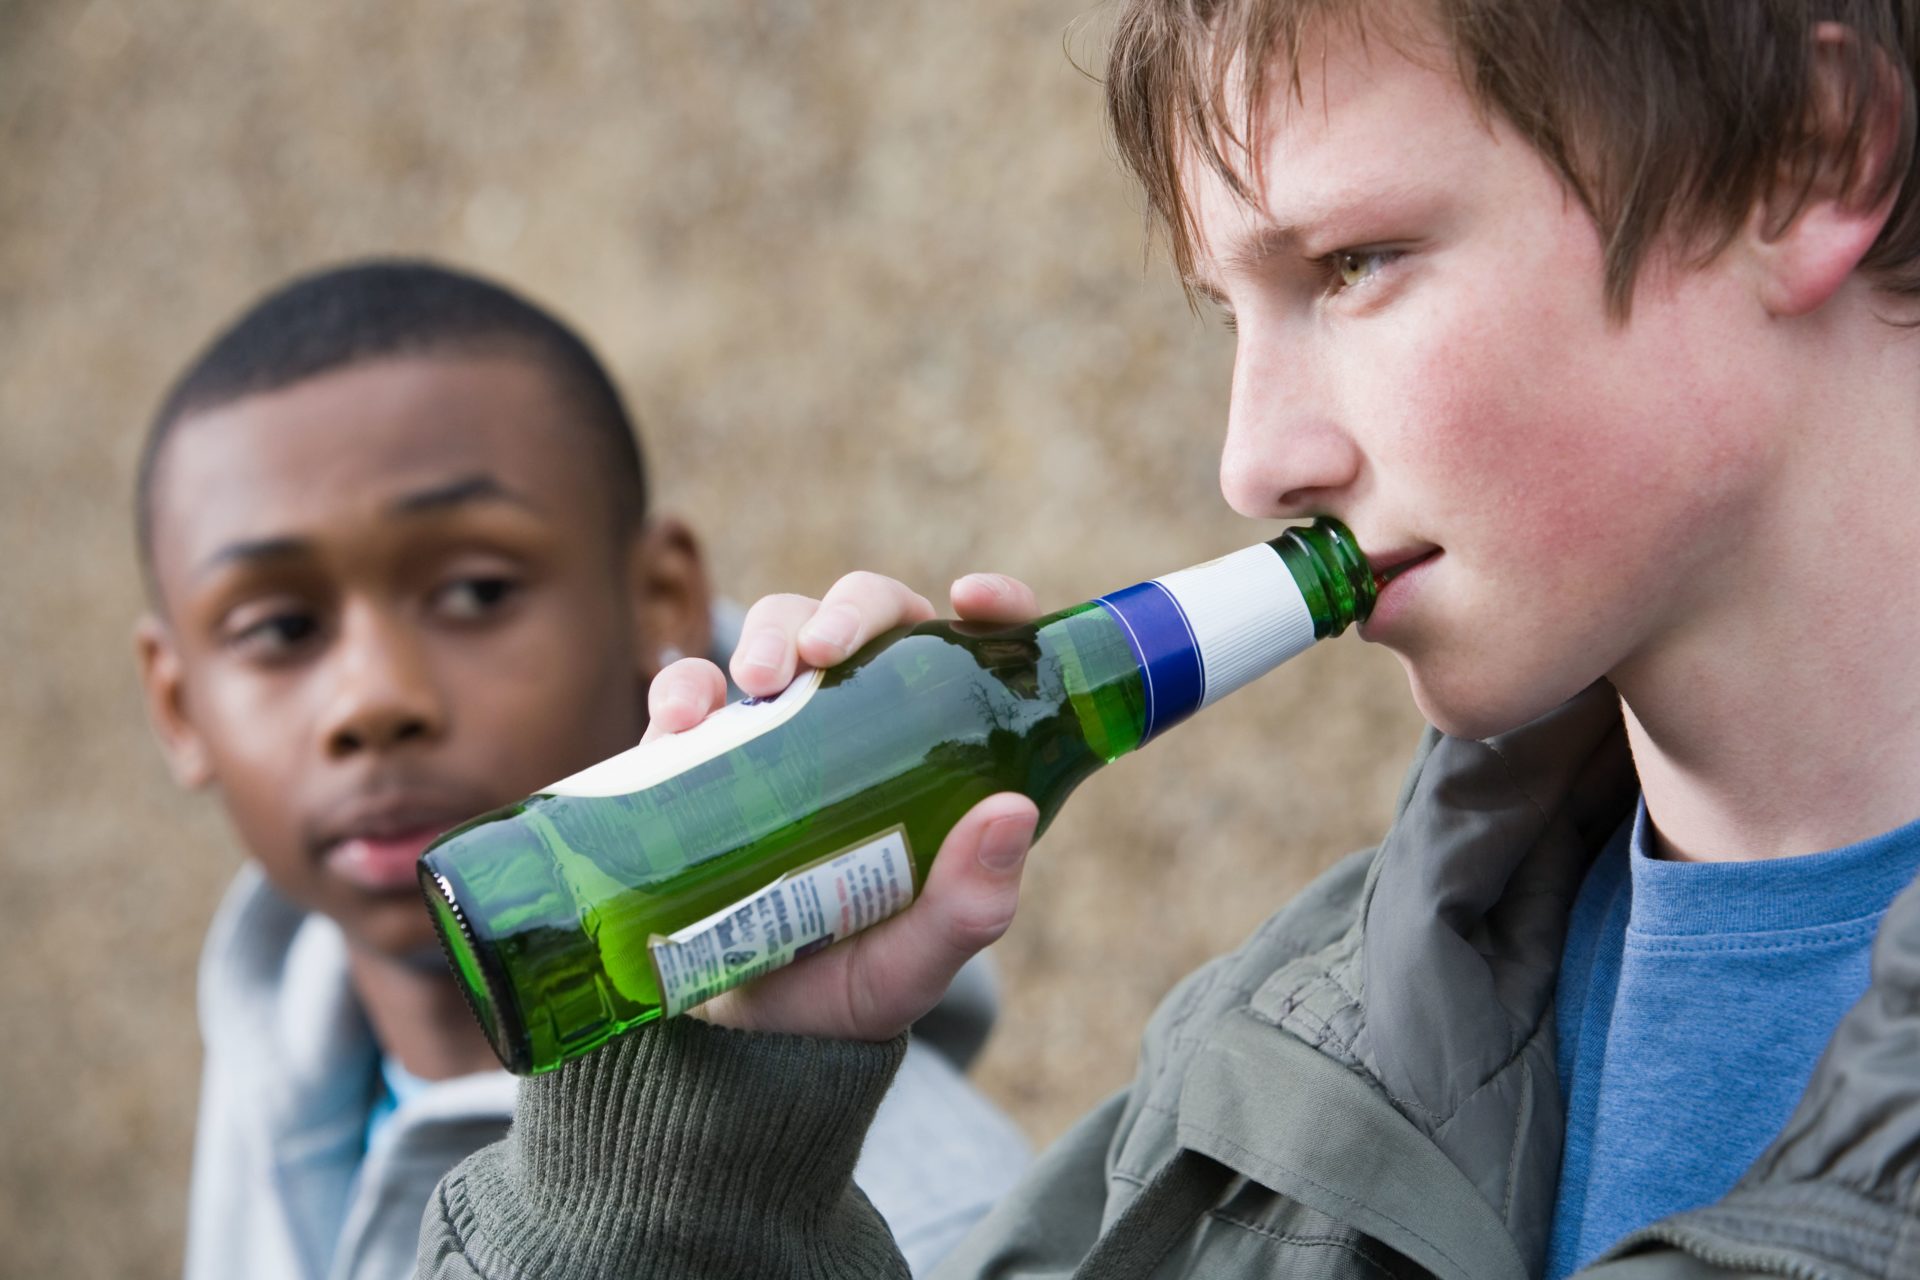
1105, 0, 1920, 316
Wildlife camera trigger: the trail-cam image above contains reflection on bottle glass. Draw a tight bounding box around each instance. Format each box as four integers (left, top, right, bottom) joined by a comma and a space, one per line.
421, 518, 1378, 1074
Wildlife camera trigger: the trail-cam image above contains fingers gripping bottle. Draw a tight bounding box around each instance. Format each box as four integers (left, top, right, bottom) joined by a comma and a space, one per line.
421, 518, 1379, 1074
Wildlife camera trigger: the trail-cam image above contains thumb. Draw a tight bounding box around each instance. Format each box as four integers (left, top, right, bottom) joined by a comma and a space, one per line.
692, 794, 1038, 1041
837, 793, 1039, 1037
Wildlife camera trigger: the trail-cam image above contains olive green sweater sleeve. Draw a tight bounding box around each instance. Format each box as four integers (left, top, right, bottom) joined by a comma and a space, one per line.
416, 1017, 913, 1280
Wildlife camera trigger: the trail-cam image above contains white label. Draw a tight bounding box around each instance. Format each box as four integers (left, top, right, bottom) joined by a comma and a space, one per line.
542, 669, 825, 798
649, 827, 917, 1017
1155, 544, 1316, 707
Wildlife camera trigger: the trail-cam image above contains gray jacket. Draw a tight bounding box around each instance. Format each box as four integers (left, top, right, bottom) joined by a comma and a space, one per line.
417, 685, 1920, 1278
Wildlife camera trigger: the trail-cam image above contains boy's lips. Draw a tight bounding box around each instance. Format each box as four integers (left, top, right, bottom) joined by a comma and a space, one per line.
313, 794, 488, 893
1367, 545, 1441, 585
1361, 545, 1441, 636
324, 829, 451, 892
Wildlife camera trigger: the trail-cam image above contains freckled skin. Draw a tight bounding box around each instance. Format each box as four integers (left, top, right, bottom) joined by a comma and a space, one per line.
139, 356, 676, 960
1190, 33, 1787, 739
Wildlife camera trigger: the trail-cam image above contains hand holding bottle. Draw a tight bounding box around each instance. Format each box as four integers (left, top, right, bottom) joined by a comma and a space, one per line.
640, 570, 1044, 1044
420, 521, 1373, 1074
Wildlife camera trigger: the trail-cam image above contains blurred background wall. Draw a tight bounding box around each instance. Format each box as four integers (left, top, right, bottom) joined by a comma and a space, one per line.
0, 2, 1425, 1274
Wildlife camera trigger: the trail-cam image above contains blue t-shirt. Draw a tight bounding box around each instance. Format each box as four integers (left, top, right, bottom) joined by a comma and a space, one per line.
1546, 799, 1920, 1278
363, 1052, 431, 1156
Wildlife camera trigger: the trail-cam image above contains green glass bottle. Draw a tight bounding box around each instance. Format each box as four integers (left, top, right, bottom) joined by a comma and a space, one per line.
421, 518, 1379, 1074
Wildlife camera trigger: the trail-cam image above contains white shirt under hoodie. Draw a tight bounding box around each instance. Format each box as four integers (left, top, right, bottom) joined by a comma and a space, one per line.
184, 608, 1032, 1280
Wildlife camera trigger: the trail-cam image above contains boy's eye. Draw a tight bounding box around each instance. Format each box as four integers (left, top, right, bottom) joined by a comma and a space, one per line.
1327, 249, 1400, 294
226, 610, 320, 659
434, 576, 520, 620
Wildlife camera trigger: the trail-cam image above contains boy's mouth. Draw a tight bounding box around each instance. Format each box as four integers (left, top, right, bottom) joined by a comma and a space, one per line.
1360, 545, 1441, 637
325, 828, 452, 892
315, 795, 487, 893
1367, 546, 1441, 586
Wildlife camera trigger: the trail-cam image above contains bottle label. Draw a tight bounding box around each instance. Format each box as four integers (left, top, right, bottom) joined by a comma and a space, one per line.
1095, 543, 1315, 743
542, 669, 826, 798
648, 826, 918, 1018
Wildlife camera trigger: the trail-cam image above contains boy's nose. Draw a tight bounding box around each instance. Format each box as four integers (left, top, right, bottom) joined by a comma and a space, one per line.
1218, 330, 1363, 519
320, 605, 447, 759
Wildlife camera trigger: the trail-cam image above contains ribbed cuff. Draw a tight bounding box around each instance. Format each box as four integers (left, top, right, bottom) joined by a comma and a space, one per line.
441, 1018, 910, 1278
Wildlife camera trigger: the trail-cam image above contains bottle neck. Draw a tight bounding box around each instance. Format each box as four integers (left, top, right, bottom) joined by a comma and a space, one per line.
1270, 518, 1376, 639
1090, 519, 1376, 746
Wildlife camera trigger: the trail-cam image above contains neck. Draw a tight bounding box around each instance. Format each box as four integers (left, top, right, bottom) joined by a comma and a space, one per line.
346, 944, 500, 1081
1617, 305, 1920, 862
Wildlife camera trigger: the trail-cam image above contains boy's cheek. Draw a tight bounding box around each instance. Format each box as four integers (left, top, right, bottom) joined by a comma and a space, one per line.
212, 777, 325, 905
1390, 304, 1640, 552
443, 631, 646, 787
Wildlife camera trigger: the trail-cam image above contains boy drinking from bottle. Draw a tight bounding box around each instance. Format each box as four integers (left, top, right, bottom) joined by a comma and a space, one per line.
132, 260, 1028, 1280
418, 2, 1920, 1276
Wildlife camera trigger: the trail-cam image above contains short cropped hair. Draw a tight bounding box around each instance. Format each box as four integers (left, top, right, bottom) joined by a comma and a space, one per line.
136, 259, 647, 574
1106, 0, 1920, 316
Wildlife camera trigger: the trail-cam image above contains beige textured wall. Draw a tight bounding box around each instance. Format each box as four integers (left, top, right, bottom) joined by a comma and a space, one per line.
0, 3, 1425, 1275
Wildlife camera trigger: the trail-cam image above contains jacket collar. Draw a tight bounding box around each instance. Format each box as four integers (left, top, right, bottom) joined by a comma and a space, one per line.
1179, 683, 1638, 1278
1181, 677, 1920, 1279
197, 866, 516, 1280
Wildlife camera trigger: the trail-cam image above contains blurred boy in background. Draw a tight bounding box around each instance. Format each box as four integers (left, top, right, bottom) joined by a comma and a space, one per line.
132, 261, 1028, 1280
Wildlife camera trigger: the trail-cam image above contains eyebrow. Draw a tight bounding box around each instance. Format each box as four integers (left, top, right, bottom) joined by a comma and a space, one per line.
1185, 223, 1308, 306
192, 473, 536, 581
388, 472, 537, 517
195, 535, 311, 580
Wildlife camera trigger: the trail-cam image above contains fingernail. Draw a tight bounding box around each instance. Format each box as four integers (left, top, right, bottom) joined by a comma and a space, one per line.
958, 573, 1009, 602
801, 603, 859, 657
978, 815, 1033, 872
656, 675, 702, 717
739, 630, 786, 674
658, 680, 702, 720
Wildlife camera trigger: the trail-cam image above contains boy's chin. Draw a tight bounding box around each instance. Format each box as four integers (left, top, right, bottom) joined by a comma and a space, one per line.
344, 897, 449, 969
1406, 667, 1586, 743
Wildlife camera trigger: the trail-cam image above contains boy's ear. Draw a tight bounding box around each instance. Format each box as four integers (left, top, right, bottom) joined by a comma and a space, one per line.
134, 614, 213, 789
1749, 22, 1906, 318
627, 516, 713, 685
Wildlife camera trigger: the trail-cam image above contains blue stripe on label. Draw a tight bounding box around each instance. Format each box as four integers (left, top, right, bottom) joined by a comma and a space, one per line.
1095, 581, 1206, 744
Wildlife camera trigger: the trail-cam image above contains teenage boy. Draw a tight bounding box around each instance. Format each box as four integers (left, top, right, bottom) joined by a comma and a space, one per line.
416, 3, 1920, 1276
133, 260, 1029, 1280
